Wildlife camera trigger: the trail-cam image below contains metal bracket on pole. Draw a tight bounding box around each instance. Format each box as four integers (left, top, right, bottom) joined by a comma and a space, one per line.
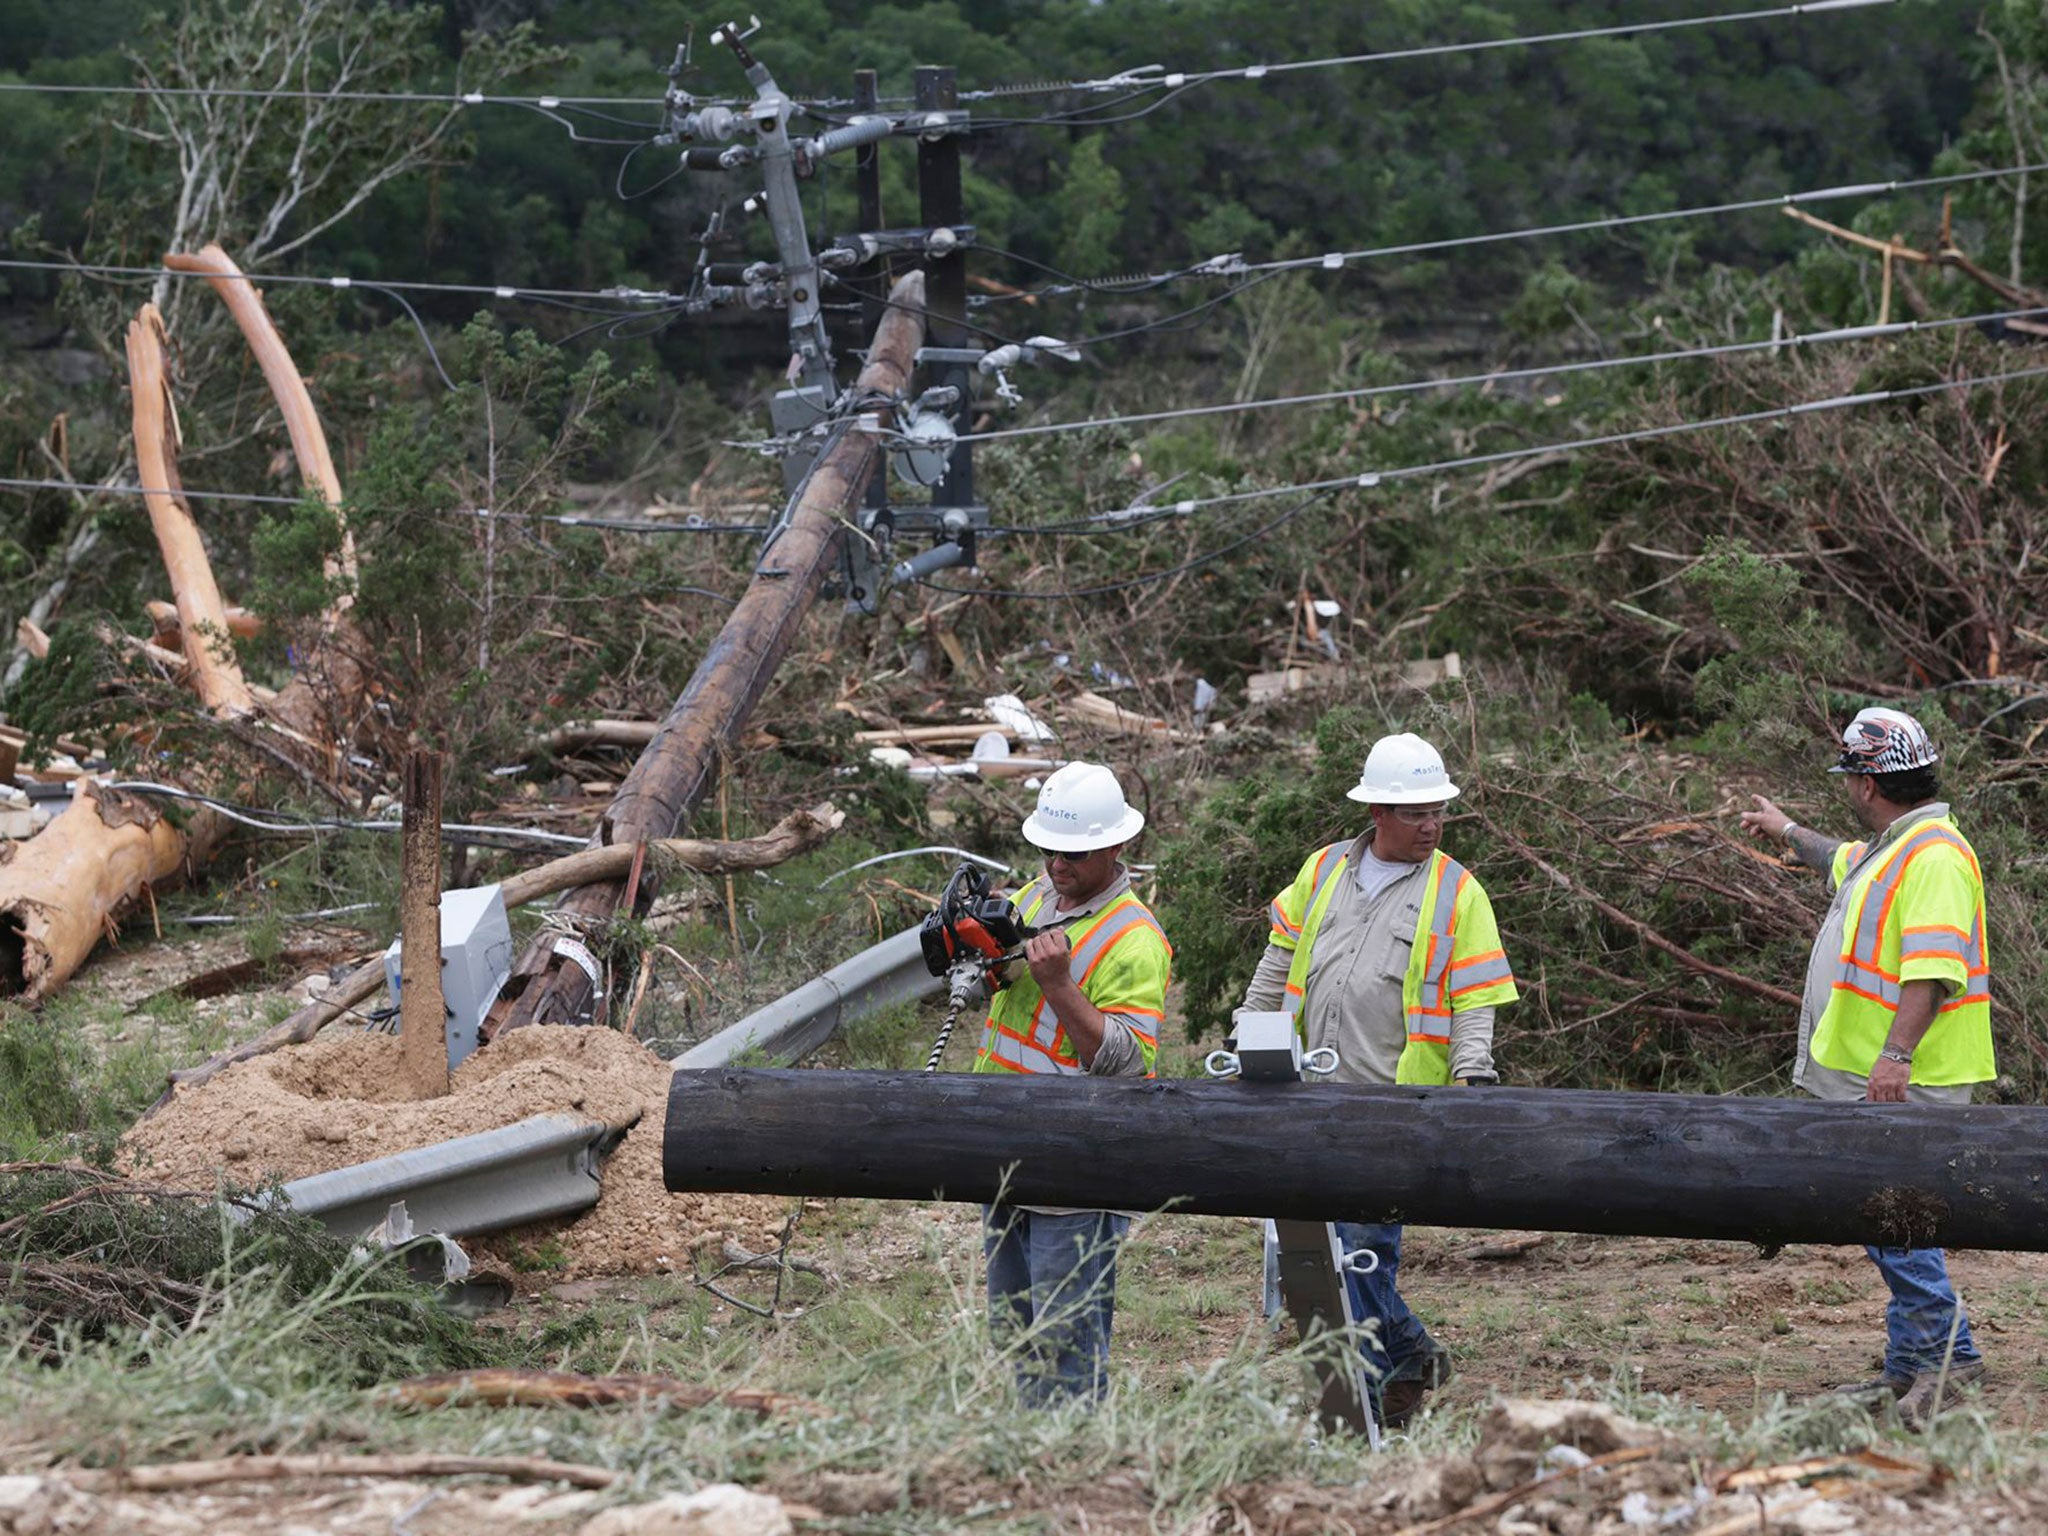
915, 65, 977, 529
1215, 1010, 1381, 1448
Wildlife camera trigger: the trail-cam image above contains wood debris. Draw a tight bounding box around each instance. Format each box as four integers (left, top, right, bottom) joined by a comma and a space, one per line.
1248, 652, 1463, 705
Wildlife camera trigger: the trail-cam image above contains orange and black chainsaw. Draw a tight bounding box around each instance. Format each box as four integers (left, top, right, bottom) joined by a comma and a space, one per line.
918, 862, 1039, 1071
917, 862, 1034, 977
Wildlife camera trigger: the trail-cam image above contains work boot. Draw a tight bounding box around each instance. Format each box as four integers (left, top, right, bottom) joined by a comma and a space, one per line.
1898, 1360, 1987, 1430
1832, 1372, 1912, 1404
1378, 1377, 1429, 1430
1416, 1339, 1455, 1390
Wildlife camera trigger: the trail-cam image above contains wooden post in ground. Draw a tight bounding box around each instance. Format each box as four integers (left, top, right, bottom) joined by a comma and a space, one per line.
486, 271, 929, 1035
397, 750, 449, 1098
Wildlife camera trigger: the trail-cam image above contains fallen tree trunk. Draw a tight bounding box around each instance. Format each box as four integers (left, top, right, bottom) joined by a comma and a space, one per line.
142, 802, 842, 1113
663, 1071, 2048, 1253
0, 783, 215, 1001
490, 271, 929, 1034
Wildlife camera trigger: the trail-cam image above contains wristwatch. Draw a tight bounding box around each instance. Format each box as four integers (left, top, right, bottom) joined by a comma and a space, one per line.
1877, 1045, 1913, 1066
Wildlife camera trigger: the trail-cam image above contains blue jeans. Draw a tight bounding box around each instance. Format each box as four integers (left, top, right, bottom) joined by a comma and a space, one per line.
983, 1207, 1129, 1405
1334, 1221, 1437, 1388
1867, 1245, 1981, 1378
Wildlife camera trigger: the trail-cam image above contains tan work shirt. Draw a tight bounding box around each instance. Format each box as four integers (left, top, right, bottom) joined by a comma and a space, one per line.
1239, 834, 1497, 1085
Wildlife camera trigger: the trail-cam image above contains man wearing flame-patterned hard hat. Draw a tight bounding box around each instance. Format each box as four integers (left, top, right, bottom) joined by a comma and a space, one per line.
1742, 706, 1993, 1430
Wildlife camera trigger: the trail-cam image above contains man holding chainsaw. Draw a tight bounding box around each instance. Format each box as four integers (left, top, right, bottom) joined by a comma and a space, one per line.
970, 761, 1172, 1405
1240, 732, 1517, 1428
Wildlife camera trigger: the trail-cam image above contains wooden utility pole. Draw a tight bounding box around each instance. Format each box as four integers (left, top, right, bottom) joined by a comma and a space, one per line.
665, 1071, 2048, 1254
488, 271, 929, 1035
397, 749, 450, 1098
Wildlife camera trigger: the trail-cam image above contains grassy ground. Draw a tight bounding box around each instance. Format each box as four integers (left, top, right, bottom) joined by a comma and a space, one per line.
3, 929, 2044, 1534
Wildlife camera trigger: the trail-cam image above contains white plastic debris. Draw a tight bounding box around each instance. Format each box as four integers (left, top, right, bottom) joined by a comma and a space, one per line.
983, 693, 1057, 743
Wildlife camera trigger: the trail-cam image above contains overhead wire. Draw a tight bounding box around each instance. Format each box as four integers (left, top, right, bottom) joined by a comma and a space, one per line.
974, 161, 2048, 305
916, 496, 1328, 599
957, 305, 2048, 445
956, 0, 1898, 106
1074, 361, 2048, 527
0, 254, 682, 309
0, 475, 770, 535
917, 361, 2048, 599
103, 782, 589, 849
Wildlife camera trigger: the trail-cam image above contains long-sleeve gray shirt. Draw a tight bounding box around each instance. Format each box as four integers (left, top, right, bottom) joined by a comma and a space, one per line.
1239, 835, 1497, 1085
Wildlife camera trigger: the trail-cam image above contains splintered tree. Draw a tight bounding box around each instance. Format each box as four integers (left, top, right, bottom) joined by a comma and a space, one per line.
0, 265, 365, 1002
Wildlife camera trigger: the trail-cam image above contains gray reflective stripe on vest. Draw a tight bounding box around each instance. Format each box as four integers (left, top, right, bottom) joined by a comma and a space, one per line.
1845, 824, 1968, 969
1069, 899, 1157, 981
1410, 855, 1466, 1016
1449, 953, 1514, 991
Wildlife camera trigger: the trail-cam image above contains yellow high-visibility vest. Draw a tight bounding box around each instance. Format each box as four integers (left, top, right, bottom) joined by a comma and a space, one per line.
1268, 844, 1517, 1084
972, 877, 1171, 1077
1811, 814, 1993, 1084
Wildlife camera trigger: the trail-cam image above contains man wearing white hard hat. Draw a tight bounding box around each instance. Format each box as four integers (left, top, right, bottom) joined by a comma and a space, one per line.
1239, 732, 1518, 1427
1740, 706, 1993, 1428
973, 761, 1173, 1404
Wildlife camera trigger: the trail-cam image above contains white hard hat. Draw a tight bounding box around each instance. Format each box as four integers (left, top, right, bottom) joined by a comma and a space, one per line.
1346, 732, 1461, 805
1021, 762, 1146, 852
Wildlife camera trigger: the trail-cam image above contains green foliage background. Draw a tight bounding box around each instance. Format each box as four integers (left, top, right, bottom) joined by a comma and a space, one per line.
3, 0, 2048, 1105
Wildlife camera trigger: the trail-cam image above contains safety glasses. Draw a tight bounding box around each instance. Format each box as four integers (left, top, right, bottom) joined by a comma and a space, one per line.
1390, 805, 1448, 826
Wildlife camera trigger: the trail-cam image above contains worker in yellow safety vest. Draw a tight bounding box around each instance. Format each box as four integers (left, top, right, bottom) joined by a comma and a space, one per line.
1239, 732, 1517, 1427
1740, 706, 1992, 1429
973, 761, 1172, 1405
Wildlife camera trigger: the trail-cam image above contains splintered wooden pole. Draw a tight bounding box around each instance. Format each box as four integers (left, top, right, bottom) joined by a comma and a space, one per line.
397, 750, 449, 1098
488, 270, 929, 1034
124, 304, 257, 718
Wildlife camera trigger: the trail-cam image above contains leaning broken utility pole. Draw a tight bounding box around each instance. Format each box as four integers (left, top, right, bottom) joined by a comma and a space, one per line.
486, 272, 928, 1034
664, 1070, 2048, 1254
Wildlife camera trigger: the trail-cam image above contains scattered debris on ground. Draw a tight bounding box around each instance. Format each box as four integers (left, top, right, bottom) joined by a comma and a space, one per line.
121, 1025, 784, 1280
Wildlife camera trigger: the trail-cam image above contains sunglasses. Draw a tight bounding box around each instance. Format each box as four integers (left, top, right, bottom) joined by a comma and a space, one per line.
1047, 848, 1105, 865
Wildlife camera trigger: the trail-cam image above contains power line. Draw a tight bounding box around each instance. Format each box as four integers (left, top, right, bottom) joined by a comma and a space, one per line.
916, 496, 1327, 600
0, 80, 661, 108
1050, 361, 2048, 528
0, 255, 683, 310
1, 0, 1888, 128
958, 306, 2047, 445
916, 360, 2048, 600
976, 161, 2048, 304
958, 0, 1896, 105
0, 475, 769, 534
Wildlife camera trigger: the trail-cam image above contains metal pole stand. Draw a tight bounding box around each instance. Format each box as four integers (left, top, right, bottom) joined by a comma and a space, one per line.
1208, 1011, 1382, 1448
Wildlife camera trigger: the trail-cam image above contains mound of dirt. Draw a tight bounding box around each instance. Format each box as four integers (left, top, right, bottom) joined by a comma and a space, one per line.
121, 1026, 784, 1279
